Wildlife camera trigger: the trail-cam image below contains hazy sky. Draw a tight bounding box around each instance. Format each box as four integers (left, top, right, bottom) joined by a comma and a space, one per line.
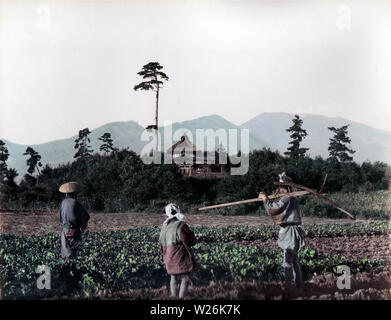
1, 0, 390, 145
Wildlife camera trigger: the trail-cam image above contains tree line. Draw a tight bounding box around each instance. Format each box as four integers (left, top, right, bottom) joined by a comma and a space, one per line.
0, 114, 358, 187
284, 114, 355, 164
0, 114, 388, 212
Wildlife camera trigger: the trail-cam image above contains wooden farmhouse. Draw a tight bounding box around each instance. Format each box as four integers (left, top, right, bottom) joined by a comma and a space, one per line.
166, 134, 228, 179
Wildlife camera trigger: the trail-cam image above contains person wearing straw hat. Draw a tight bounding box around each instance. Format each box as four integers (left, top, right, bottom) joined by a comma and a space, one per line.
59, 181, 90, 259
258, 172, 305, 289
159, 203, 197, 299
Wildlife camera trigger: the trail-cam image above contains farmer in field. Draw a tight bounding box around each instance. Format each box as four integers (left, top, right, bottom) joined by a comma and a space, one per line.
159, 203, 197, 299
59, 181, 90, 259
258, 173, 305, 289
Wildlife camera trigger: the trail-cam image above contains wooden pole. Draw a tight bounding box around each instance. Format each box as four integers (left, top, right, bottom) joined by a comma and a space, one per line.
319, 173, 328, 194
197, 190, 310, 211
275, 181, 356, 220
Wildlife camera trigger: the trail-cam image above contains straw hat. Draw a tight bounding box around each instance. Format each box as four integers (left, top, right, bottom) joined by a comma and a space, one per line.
59, 181, 80, 194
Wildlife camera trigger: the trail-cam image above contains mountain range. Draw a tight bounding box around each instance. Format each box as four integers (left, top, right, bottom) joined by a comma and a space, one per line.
2, 113, 391, 181
242, 113, 391, 163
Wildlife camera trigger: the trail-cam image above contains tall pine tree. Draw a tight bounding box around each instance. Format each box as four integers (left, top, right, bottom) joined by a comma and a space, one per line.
23, 147, 43, 185
0, 140, 9, 181
328, 125, 355, 163
134, 62, 169, 153
74, 128, 94, 159
0, 140, 19, 204
23, 147, 43, 175
284, 114, 309, 159
99, 132, 116, 155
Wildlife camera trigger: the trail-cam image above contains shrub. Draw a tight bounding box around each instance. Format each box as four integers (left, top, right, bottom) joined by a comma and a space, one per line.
1, 148, 389, 213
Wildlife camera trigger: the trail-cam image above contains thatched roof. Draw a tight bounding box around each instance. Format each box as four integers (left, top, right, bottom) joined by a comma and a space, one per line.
166, 134, 198, 154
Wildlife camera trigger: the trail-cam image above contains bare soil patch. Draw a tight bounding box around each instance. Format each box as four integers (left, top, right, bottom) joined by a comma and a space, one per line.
0, 211, 357, 236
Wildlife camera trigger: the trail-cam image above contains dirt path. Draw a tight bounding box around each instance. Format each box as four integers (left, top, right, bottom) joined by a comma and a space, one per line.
64, 267, 391, 300
0, 211, 359, 236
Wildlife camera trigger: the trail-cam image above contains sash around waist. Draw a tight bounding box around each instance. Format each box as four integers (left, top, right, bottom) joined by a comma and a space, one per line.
280, 223, 301, 228
61, 224, 81, 230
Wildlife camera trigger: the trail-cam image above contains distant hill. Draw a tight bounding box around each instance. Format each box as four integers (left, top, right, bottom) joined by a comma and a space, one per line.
241, 112, 391, 163
4, 120, 146, 181
158, 114, 268, 154
2, 113, 390, 181
2, 115, 267, 180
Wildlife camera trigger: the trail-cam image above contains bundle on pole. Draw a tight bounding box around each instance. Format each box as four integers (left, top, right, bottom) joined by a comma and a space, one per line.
274, 181, 356, 220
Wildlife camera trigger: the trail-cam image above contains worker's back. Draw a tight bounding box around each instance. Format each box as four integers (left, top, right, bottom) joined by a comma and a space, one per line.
60, 196, 89, 230
159, 219, 183, 247
159, 218, 196, 275
280, 196, 302, 225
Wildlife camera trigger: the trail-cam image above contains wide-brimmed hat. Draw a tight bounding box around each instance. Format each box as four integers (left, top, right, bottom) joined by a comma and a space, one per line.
59, 181, 80, 193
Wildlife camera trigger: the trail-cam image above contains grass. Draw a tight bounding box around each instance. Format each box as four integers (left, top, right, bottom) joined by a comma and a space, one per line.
2, 191, 390, 220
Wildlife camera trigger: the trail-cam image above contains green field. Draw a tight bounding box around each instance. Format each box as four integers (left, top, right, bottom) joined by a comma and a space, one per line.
0, 221, 388, 299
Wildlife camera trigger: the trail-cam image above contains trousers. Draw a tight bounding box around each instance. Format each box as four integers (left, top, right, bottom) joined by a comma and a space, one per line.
283, 249, 303, 288
60, 229, 82, 259
170, 273, 191, 298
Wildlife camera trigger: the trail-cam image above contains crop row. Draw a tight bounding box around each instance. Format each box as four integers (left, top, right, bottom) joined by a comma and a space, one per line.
0, 224, 385, 299
195, 221, 389, 242
4, 220, 380, 244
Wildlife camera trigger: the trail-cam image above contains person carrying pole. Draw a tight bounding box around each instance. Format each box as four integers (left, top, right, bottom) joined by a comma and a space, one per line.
159, 203, 197, 299
58, 181, 90, 259
258, 173, 305, 289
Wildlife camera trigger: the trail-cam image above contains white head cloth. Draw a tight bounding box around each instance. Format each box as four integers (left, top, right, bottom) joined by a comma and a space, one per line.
163, 203, 184, 226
